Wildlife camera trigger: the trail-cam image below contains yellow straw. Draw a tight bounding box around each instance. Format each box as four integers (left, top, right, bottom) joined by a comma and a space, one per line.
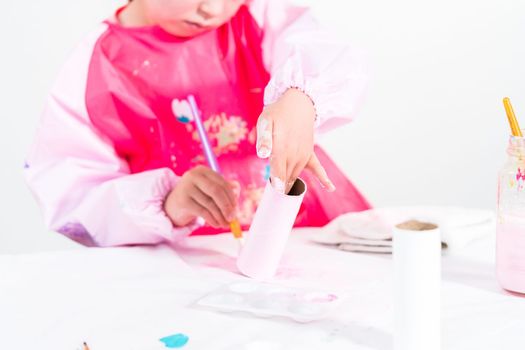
503, 97, 523, 137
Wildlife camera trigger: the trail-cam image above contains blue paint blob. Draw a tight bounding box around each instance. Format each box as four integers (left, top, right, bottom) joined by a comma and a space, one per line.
159, 333, 189, 348
176, 115, 191, 123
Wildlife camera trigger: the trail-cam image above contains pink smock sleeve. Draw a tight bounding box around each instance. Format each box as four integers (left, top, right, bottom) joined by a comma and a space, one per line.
249, 0, 369, 133
24, 25, 201, 247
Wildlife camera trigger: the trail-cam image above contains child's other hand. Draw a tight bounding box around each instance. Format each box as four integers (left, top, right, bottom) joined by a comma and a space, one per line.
164, 166, 238, 228
256, 88, 336, 194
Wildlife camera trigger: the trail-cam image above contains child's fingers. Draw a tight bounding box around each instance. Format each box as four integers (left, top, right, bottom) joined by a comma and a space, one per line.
288, 157, 309, 191
186, 196, 221, 228
192, 165, 237, 207
285, 159, 297, 194
270, 153, 287, 194
190, 184, 229, 227
306, 154, 336, 192
202, 170, 237, 206
256, 116, 273, 159
199, 171, 236, 220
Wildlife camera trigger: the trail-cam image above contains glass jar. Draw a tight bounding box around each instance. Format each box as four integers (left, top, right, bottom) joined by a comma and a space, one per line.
497, 133, 525, 294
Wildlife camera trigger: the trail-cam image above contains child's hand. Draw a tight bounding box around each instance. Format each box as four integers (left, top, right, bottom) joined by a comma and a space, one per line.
164, 166, 238, 228
256, 88, 336, 193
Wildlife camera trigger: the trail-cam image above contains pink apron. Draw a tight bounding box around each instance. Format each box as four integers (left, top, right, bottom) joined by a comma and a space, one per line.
85, 6, 371, 235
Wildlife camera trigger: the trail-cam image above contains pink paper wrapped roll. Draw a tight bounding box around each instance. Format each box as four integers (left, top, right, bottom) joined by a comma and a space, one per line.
237, 178, 307, 280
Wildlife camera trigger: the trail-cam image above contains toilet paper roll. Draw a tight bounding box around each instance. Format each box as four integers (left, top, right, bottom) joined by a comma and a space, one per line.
237, 178, 307, 280
393, 220, 441, 350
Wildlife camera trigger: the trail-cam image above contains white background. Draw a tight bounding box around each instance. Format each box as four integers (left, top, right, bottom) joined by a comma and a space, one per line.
1, 0, 524, 253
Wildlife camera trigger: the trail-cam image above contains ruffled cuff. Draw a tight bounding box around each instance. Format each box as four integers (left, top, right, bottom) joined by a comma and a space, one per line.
72, 168, 205, 247
263, 52, 322, 127
263, 44, 368, 134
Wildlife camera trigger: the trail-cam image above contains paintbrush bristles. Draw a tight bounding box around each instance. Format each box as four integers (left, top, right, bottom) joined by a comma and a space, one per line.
229, 220, 243, 240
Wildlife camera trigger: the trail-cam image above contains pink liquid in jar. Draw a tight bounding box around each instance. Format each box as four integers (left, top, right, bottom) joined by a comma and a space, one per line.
497, 213, 525, 294
497, 133, 525, 294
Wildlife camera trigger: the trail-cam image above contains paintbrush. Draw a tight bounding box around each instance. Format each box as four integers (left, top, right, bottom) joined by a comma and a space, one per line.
503, 97, 523, 137
187, 95, 244, 245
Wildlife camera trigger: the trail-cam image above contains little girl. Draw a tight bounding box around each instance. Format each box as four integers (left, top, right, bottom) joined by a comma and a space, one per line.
25, 0, 371, 247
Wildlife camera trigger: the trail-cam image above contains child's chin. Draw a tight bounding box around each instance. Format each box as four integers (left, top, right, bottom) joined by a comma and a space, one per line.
162, 24, 208, 38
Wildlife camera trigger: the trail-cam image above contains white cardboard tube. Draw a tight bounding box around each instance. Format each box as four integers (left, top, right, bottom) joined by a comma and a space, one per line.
237, 178, 307, 280
393, 221, 441, 350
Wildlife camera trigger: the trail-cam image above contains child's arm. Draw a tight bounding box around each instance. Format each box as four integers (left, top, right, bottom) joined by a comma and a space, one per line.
25, 102, 192, 247
249, 0, 368, 193
24, 29, 202, 247
249, 0, 368, 133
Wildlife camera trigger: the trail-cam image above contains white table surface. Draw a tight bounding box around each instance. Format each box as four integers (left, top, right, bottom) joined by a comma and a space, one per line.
1, 228, 524, 350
